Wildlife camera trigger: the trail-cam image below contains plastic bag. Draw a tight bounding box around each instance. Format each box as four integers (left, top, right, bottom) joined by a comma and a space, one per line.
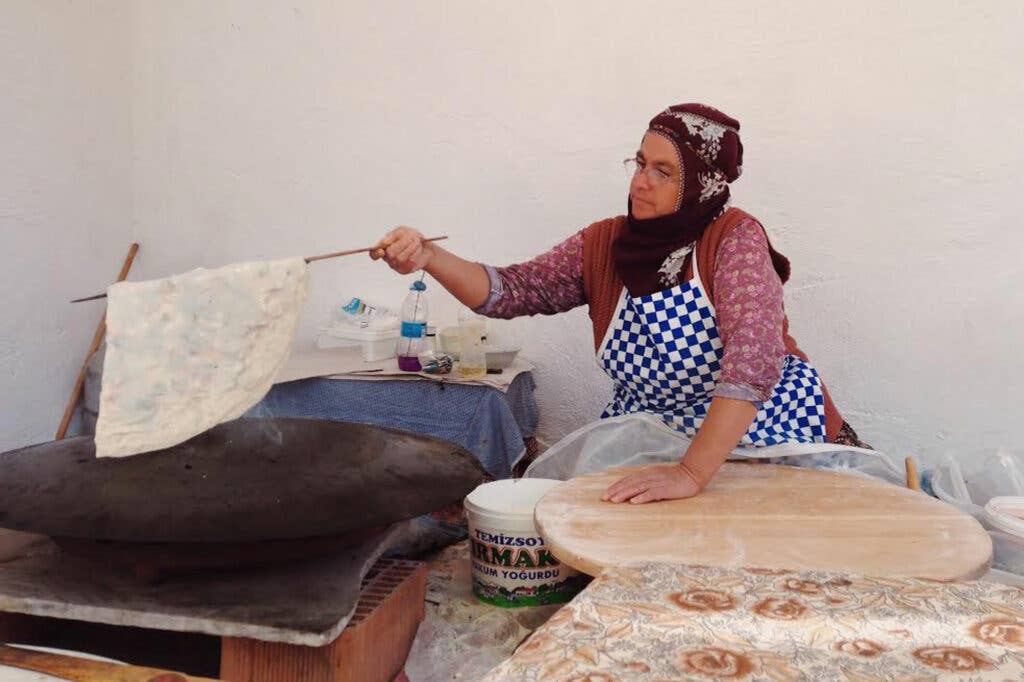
525, 412, 905, 486
989, 530, 1024, 585
927, 449, 1024, 524
925, 448, 1024, 582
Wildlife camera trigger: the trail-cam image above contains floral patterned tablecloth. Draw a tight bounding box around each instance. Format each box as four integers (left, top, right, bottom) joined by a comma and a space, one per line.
482, 562, 1024, 681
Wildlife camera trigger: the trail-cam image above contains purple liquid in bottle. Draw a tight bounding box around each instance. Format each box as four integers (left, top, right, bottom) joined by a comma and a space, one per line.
397, 355, 422, 372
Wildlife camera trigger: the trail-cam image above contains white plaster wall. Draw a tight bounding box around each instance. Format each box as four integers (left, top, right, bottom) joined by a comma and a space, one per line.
0, 2, 132, 451
6, 1, 1021, 467
127, 1, 1024, 464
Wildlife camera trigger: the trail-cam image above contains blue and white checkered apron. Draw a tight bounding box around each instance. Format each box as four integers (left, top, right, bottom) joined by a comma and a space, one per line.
598, 253, 827, 447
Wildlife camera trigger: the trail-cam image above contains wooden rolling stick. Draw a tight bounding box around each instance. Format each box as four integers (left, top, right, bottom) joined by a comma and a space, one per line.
0, 644, 218, 682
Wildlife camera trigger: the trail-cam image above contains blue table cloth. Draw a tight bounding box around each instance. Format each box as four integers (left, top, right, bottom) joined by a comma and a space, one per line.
247, 373, 538, 480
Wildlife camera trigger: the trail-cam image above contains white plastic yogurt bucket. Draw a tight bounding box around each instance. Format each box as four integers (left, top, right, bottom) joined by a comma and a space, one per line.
464, 478, 585, 607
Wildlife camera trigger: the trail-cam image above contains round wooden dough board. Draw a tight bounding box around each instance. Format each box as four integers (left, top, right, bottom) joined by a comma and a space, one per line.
534, 463, 992, 580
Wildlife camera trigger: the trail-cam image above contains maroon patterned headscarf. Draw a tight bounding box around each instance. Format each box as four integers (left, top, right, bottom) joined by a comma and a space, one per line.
613, 103, 789, 296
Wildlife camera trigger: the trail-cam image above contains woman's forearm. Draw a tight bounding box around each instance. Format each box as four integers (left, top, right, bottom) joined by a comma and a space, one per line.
680, 396, 758, 489
603, 396, 758, 504
378, 226, 587, 318
423, 244, 491, 309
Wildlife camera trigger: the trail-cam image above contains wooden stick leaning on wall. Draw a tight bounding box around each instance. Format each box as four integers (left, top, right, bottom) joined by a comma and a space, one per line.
55, 243, 140, 440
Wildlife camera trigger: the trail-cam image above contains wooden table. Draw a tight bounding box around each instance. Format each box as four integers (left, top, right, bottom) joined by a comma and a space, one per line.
535, 463, 993, 580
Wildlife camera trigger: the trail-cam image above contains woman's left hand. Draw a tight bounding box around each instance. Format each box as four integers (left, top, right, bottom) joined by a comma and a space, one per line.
601, 463, 701, 504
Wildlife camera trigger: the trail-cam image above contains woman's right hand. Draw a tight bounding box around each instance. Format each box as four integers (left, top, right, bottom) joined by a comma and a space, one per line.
369, 227, 491, 310
370, 227, 435, 274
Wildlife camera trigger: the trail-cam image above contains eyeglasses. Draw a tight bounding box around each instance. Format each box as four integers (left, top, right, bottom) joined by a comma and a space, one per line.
623, 156, 675, 187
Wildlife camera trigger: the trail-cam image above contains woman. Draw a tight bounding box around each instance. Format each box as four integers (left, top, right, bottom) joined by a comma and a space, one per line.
372, 103, 896, 503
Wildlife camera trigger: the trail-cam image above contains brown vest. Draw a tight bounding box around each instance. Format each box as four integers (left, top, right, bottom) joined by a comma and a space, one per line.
581, 208, 844, 442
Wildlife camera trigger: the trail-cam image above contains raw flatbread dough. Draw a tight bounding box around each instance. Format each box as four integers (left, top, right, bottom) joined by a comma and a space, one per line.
94, 258, 308, 458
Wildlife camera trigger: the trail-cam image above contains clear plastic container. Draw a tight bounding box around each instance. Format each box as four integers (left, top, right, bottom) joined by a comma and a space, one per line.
439, 326, 461, 359
457, 308, 486, 378
317, 324, 399, 361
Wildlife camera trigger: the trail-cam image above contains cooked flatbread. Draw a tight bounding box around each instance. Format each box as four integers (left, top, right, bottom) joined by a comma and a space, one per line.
94, 258, 308, 457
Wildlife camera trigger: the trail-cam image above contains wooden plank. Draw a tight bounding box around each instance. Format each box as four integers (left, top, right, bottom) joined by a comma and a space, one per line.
0, 643, 218, 682
535, 463, 992, 580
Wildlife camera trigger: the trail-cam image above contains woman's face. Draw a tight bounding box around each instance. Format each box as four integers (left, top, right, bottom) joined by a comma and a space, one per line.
629, 132, 681, 219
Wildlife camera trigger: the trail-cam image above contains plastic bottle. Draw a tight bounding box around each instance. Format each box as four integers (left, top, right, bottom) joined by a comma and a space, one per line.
397, 280, 429, 371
